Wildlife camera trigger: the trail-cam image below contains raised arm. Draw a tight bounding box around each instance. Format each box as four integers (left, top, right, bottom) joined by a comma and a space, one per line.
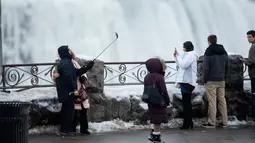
175, 53, 194, 69
76, 61, 94, 77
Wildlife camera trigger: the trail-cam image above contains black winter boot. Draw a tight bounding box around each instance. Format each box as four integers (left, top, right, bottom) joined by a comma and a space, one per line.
148, 133, 161, 142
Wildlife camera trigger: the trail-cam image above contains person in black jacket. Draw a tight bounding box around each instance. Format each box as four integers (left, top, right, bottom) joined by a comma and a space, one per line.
202, 35, 229, 128
55, 45, 94, 136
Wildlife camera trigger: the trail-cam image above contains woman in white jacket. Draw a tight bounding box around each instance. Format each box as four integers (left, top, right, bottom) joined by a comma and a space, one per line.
174, 41, 197, 130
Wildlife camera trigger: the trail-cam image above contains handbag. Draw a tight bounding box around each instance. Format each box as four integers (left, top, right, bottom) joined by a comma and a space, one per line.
74, 85, 88, 104
142, 82, 166, 107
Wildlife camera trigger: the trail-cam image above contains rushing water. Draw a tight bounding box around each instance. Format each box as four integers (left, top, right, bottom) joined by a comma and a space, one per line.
2, 0, 255, 64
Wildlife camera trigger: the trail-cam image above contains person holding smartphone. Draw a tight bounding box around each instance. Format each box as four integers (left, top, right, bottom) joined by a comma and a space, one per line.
174, 41, 197, 130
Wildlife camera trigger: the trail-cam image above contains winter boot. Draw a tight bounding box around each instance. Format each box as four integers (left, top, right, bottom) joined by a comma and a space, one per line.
148, 129, 154, 140
148, 133, 161, 142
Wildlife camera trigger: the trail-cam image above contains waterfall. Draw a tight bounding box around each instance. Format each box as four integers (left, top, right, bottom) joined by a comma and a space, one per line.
2, 0, 255, 64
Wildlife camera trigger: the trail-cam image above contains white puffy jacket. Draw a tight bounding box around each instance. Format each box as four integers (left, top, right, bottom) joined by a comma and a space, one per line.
174, 51, 197, 87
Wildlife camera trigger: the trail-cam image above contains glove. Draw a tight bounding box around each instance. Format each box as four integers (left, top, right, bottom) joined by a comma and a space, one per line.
79, 76, 87, 84
86, 61, 94, 70
74, 90, 79, 96
52, 73, 60, 79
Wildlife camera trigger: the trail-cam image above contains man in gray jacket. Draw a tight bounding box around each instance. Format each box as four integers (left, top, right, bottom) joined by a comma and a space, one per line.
202, 35, 229, 128
242, 30, 255, 121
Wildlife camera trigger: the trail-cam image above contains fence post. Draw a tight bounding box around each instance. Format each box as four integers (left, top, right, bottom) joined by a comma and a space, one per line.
2, 65, 6, 92
0, 0, 3, 92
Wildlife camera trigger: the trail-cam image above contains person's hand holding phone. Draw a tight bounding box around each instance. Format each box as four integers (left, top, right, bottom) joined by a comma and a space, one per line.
173, 47, 178, 57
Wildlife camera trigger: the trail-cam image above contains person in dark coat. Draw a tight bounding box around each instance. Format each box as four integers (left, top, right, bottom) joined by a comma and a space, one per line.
54, 45, 94, 136
202, 35, 228, 128
242, 30, 255, 121
144, 57, 170, 142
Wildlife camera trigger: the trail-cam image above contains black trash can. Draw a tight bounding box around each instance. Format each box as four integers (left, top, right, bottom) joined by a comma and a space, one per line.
0, 101, 30, 143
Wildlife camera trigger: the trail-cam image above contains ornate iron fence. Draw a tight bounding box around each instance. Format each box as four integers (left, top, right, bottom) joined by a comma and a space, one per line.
103, 61, 177, 86
0, 60, 250, 92
0, 63, 57, 92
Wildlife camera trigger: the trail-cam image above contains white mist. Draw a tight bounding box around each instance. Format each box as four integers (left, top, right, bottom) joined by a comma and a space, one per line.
2, 0, 255, 64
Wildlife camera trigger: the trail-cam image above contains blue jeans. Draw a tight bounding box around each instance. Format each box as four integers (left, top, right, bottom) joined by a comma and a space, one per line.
251, 78, 255, 119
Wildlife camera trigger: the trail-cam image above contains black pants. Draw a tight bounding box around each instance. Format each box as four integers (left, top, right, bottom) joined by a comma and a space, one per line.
181, 91, 193, 126
60, 97, 75, 133
72, 105, 89, 133
251, 78, 255, 119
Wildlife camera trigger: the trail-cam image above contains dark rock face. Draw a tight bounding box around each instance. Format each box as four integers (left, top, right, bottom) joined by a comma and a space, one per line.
172, 91, 206, 119
194, 54, 252, 120
29, 98, 61, 128
28, 94, 148, 128
172, 89, 253, 121
75, 57, 104, 93
225, 90, 253, 120
28, 89, 253, 129
197, 55, 244, 91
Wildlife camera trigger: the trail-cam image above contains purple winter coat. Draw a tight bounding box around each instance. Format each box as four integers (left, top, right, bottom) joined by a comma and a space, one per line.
144, 58, 170, 124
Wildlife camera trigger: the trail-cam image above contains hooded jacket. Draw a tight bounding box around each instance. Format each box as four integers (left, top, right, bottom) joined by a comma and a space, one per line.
175, 51, 197, 87
144, 58, 170, 107
55, 46, 92, 102
203, 44, 229, 83
143, 58, 170, 124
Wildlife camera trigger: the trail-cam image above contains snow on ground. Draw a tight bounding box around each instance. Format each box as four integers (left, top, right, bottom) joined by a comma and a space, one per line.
0, 88, 58, 102
0, 83, 253, 135
244, 80, 251, 91
0, 84, 191, 103
0, 85, 185, 112
28, 117, 254, 135
0, 82, 240, 103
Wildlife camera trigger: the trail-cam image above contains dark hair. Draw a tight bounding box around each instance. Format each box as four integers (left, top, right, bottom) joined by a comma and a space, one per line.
208, 35, 217, 44
247, 30, 255, 37
183, 41, 194, 51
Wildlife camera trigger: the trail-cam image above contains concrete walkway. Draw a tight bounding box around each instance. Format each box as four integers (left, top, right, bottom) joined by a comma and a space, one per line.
29, 126, 255, 143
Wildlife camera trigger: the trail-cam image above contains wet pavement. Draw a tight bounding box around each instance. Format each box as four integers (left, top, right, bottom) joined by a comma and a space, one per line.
29, 126, 255, 143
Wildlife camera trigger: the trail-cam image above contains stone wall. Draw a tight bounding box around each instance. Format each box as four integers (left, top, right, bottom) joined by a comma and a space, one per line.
174, 54, 252, 121
26, 55, 254, 128
197, 55, 244, 90
75, 57, 104, 93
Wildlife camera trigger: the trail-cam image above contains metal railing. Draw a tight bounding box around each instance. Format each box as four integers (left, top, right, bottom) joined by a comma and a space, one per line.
0, 60, 250, 92
103, 61, 177, 86
0, 63, 57, 92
